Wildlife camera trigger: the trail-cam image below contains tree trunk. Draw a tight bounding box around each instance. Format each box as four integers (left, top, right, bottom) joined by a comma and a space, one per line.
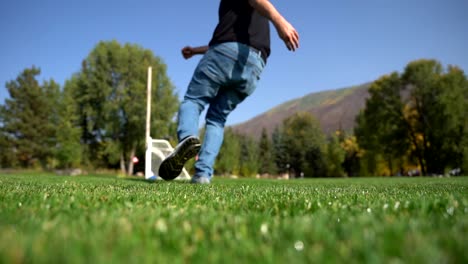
120, 152, 127, 175
387, 156, 393, 176
405, 121, 426, 176
127, 146, 136, 176
416, 99, 429, 176
421, 135, 430, 176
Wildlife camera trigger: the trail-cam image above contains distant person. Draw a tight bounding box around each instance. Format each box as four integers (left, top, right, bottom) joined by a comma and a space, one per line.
159, 0, 299, 184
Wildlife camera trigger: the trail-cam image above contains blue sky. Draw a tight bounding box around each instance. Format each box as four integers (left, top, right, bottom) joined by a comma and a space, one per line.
1, 0, 467, 126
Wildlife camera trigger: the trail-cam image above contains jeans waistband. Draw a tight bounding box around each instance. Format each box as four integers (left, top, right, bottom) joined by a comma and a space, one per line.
211, 42, 266, 65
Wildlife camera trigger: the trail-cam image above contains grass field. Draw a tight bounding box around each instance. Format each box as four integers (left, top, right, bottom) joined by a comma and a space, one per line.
0, 173, 467, 263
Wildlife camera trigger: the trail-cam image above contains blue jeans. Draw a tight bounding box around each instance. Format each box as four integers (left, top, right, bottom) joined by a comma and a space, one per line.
177, 42, 266, 179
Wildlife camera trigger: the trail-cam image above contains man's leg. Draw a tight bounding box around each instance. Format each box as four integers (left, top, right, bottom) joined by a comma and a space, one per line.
193, 43, 265, 181
177, 100, 203, 141
159, 50, 223, 180
160, 42, 265, 182
192, 88, 248, 181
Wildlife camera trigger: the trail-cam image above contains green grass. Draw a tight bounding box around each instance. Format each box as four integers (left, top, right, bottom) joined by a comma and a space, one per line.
0, 173, 467, 263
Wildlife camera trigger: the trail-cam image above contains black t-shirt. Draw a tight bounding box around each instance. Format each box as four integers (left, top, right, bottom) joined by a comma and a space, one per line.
209, 0, 271, 63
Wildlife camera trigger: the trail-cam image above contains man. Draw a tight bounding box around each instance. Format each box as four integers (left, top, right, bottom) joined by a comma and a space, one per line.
159, 0, 299, 184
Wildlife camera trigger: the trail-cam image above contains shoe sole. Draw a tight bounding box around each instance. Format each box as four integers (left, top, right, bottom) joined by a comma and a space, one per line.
158, 137, 201, 180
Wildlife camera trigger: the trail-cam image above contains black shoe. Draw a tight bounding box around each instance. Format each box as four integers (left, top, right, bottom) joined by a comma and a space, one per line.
158, 136, 201, 180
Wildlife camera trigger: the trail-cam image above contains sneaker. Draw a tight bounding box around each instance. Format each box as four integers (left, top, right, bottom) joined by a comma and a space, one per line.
191, 176, 211, 184
158, 136, 201, 180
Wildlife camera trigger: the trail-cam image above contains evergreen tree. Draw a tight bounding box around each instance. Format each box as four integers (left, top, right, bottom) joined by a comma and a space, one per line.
215, 128, 241, 176
258, 127, 276, 175
272, 126, 288, 174
0, 115, 16, 168
239, 136, 259, 177
282, 112, 327, 177
0, 67, 60, 168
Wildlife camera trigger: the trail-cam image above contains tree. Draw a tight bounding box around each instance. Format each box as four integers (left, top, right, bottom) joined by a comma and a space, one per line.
239, 136, 259, 177
354, 114, 380, 176
325, 134, 346, 177
257, 127, 276, 175
355, 73, 410, 176
356, 59, 468, 175
0, 118, 17, 168
68, 41, 179, 175
338, 131, 362, 177
55, 77, 82, 168
215, 128, 241, 176
402, 59, 468, 175
0, 67, 60, 168
402, 60, 443, 175
438, 66, 468, 171
282, 112, 327, 177
272, 126, 288, 174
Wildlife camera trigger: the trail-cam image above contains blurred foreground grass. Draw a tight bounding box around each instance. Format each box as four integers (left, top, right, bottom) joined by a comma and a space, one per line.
0, 173, 467, 263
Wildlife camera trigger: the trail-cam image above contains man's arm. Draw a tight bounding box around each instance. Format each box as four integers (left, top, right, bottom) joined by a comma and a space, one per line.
248, 0, 299, 51
181, 46, 209, 60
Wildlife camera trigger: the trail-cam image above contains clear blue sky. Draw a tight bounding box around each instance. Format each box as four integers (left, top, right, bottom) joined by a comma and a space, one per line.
1, 0, 467, 126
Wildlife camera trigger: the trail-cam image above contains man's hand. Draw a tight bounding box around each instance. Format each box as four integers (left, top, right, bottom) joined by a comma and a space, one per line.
181, 46, 209, 60
181, 46, 195, 60
248, 0, 300, 51
274, 17, 299, 51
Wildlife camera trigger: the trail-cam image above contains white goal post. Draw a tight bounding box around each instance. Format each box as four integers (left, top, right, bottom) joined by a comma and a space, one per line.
144, 67, 190, 180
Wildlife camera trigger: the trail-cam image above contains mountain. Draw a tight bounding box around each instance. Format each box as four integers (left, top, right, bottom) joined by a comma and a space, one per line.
231, 83, 371, 138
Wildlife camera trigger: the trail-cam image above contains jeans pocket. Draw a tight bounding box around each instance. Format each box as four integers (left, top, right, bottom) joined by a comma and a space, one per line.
243, 64, 263, 96
252, 66, 262, 80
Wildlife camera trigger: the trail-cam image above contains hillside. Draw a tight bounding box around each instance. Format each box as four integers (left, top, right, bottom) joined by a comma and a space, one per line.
231, 83, 371, 138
